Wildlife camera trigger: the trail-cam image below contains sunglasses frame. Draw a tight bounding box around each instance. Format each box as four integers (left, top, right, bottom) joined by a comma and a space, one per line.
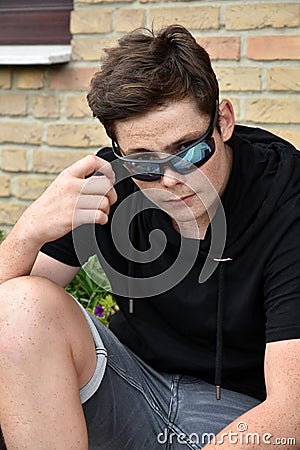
112, 102, 219, 182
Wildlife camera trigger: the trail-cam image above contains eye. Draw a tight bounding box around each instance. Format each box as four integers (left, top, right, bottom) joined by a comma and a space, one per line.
178, 140, 196, 153
125, 152, 158, 161
137, 152, 161, 161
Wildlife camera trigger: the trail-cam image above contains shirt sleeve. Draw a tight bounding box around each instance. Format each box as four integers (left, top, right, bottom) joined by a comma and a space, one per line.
263, 217, 300, 342
40, 225, 96, 267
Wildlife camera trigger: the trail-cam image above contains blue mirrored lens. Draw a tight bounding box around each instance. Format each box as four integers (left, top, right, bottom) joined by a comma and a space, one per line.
172, 141, 212, 172
124, 139, 214, 180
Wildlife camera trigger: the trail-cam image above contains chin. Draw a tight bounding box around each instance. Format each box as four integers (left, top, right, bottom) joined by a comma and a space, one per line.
164, 203, 206, 223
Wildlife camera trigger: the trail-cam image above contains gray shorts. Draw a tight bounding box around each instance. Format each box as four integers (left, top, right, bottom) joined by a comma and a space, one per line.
79, 307, 261, 450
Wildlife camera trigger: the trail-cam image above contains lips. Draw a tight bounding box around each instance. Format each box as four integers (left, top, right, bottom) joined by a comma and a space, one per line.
164, 193, 196, 203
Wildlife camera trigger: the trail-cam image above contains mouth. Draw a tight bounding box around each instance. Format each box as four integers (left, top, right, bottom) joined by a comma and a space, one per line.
164, 193, 196, 205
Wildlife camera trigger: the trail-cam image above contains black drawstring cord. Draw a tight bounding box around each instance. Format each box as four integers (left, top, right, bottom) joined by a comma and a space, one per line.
213, 258, 232, 400
128, 213, 135, 314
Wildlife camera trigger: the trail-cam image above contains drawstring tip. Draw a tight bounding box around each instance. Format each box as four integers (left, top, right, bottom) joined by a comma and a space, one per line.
216, 385, 221, 400
129, 298, 134, 314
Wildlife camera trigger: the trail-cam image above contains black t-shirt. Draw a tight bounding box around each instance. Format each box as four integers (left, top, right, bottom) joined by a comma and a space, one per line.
41, 125, 300, 400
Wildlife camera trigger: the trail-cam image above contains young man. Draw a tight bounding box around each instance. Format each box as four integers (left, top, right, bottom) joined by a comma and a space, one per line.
0, 24, 299, 449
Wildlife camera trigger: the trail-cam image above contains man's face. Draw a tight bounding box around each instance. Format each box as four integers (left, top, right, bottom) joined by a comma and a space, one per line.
114, 98, 233, 237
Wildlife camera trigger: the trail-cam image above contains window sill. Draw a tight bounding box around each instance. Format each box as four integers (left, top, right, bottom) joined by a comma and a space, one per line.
0, 45, 71, 65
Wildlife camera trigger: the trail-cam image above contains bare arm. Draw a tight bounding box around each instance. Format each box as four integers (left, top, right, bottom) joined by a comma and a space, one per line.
0, 217, 43, 284
0, 155, 117, 286
204, 339, 300, 449
31, 252, 80, 287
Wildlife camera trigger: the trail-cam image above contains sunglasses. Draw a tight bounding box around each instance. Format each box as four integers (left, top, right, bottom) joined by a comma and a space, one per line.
112, 105, 218, 182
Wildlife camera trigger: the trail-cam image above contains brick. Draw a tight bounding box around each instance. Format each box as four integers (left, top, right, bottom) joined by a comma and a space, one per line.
16, 68, 44, 89
0, 94, 27, 116
32, 149, 92, 173
70, 8, 113, 34
139, 0, 161, 4
0, 176, 10, 197
215, 67, 261, 91
245, 98, 300, 124
114, 9, 145, 32
0, 203, 27, 225
46, 123, 107, 147
14, 176, 54, 200
72, 37, 116, 61
197, 37, 240, 61
0, 149, 27, 172
140, 0, 191, 3
267, 67, 300, 91
49, 66, 98, 91
247, 36, 300, 60
65, 95, 92, 118
149, 7, 220, 31
0, 69, 12, 89
32, 95, 61, 119
0, 122, 43, 144
225, 4, 300, 30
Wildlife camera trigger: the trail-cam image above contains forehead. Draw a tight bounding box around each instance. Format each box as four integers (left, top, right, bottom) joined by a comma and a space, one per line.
114, 98, 210, 151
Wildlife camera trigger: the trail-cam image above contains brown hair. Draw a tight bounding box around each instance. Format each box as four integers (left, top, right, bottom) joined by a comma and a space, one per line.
87, 24, 219, 140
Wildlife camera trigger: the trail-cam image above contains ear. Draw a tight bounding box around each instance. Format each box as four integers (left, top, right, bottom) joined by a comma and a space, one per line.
218, 99, 235, 142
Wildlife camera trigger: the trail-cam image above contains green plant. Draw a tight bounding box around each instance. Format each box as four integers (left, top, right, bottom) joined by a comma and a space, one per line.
66, 255, 118, 327
0, 229, 5, 244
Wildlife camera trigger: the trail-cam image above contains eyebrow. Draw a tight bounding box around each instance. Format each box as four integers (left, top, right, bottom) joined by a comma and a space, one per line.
122, 130, 205, 156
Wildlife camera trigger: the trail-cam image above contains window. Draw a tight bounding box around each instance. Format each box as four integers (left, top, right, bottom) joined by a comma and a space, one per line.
0, 0, 73, 45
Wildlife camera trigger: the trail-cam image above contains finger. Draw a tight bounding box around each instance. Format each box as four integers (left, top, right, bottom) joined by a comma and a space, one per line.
82, 175, 114, 195
106, 185, 118, 206
76, 195, 110, 213
79, 184, 118, 205
82, 176, 118, 206
72, 208, 108, 227
67, 155, 115, 183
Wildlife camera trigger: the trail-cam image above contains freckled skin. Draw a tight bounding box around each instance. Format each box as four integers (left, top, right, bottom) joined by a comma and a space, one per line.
0, 276, 95, 449
115, 97, 234, 238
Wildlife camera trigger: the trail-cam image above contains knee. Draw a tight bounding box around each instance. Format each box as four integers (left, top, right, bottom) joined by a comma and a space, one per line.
0, 276, 68, 357
0, 275, 62, 317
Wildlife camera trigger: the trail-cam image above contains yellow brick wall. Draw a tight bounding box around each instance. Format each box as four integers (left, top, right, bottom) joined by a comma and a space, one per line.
0, 0, 300, 230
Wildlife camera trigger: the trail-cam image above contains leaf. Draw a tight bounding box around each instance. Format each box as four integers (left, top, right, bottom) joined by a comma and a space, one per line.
83, 255, 112, 292
0, 230, 5, 244
65, 255, 117, 327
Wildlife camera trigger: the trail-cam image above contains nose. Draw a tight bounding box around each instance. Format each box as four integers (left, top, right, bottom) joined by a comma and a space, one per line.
160, 166, 184, 188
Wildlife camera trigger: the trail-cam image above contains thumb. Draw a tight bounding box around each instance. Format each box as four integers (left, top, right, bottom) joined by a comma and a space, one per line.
67, 155, 115, 183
